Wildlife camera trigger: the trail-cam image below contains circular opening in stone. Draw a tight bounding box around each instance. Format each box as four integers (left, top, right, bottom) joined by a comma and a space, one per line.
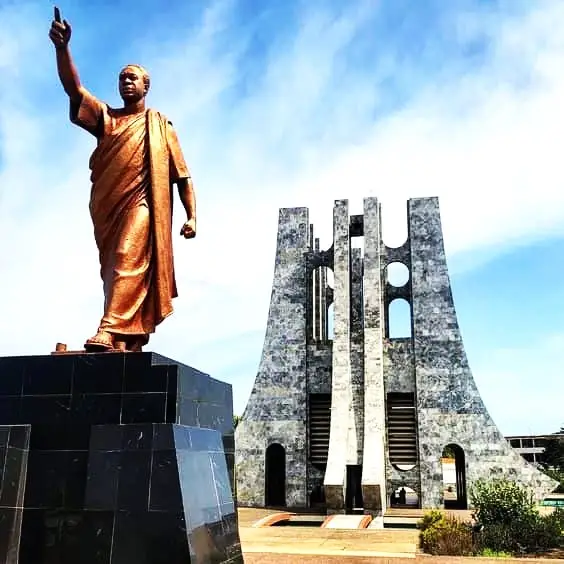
387, 262, 409, 287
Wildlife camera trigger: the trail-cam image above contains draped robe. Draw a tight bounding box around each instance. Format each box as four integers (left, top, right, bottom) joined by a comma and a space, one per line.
70, 89, 190, 340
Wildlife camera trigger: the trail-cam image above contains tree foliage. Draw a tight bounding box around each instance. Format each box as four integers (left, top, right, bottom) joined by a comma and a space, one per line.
233, 414, 242, 429
540, 427, 564, 493
541, 428, 564, 471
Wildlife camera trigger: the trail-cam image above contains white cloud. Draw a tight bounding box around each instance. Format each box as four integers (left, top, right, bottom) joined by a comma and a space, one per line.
1, 1, 563, 420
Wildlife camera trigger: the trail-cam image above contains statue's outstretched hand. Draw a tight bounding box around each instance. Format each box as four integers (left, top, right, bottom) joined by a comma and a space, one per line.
49, 7, 72, 49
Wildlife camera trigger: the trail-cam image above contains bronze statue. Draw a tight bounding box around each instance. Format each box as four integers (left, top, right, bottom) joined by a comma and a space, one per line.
49, 7, 196, 353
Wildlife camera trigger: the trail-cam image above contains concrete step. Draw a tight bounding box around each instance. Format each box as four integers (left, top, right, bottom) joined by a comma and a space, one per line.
368, 514, 384, 529
321, 514, 372, 529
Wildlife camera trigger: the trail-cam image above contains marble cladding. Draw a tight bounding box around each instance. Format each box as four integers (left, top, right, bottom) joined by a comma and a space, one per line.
235, 195, 558, 512
235, 421, 305, 507
383, 339, 415, 394
306, 344, 332, 395
383, 338, 420, 503
349, 248, 364, 465
83, 423, 242, 563
0, 353, 242, 563
0, 425, 30, 562
235, 208, 310, 508
408, 197, 558, 506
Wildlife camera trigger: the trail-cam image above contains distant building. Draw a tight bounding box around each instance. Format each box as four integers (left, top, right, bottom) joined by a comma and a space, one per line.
506, 433, 564, 466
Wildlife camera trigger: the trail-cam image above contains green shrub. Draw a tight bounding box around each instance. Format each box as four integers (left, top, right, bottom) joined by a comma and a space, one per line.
535, 508, 564, 550
471, 480, 564, 554
475, 521, 527, 554
420, 481, 564, 556
475, 512, 563, 554
547, 506, 564, 536
470, 478, 537, 527
479, 547, 512, 558
419, 513, 474, 556
417, 509, 444, 532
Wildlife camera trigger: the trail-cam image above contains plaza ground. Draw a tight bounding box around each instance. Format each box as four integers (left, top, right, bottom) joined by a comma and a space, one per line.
238, 507, 422, 560
238, 508, 564, 563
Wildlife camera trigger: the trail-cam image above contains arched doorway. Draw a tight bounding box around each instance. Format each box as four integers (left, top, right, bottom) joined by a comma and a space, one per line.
309, 484, 326, 508
441, 444, 467, 509
390, 486, 419, 508
265, 443, 286, 507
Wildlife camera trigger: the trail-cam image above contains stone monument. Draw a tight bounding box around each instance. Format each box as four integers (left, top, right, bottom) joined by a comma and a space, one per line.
234, 196, 557, 516
0, 9, 243, 563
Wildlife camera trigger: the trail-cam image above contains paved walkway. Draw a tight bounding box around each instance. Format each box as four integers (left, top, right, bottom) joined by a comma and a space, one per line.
238, 508, 419, 559
244, 555, 416, 563
237, 508, 564, 562
244, 556, 564, 563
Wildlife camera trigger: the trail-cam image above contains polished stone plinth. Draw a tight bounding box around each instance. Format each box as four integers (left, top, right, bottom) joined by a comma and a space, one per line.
0, 425, 30, 561
0, 352, 243, 563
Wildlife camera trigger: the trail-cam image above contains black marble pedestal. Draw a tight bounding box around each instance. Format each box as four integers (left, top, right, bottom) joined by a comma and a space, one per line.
0, 352, 244, 563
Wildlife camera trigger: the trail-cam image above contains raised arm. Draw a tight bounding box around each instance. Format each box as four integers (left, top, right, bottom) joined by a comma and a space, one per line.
55, 46, 82, 103
49, 8, 82, 103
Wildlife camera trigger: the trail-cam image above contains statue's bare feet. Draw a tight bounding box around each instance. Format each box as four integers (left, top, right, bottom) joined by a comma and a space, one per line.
112, 335, 148, 352
128, 335, 149, 352
84, 330, 114, 351
113, 339, 127, 352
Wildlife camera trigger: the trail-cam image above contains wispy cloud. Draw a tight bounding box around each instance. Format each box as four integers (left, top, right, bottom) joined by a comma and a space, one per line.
1, 0, 563, 421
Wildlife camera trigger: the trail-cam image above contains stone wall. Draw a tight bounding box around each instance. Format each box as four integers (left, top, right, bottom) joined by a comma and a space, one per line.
350, 248, 365, 465
234, 208, 310, 508
383, 339, 421, 503
306, 343, 332, 500
408, 197, 557, 506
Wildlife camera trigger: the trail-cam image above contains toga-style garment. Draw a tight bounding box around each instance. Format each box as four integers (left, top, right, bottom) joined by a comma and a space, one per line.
70, 88, 190, 340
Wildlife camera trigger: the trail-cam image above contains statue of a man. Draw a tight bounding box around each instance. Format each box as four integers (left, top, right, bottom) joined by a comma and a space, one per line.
49, 8, 196, 352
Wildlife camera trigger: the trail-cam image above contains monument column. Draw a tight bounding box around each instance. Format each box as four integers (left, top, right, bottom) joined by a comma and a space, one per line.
361, 197, 387, 517
324, 200, 353, 512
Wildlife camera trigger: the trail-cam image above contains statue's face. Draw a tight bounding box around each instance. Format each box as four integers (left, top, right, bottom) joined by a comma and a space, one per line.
118, 66, 148, 103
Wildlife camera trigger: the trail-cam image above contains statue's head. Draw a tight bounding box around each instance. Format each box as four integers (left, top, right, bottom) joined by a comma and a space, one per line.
118, 64, 150, 103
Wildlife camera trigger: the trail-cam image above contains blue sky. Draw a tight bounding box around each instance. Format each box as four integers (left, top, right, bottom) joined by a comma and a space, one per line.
1, 0, 563, 435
